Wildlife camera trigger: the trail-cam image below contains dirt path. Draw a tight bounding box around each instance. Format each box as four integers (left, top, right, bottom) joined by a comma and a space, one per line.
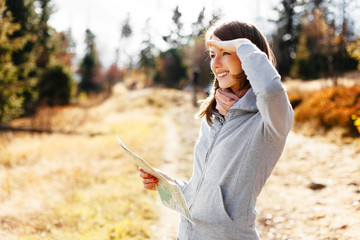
257, 131, 360, 239
151, 113, 183, 240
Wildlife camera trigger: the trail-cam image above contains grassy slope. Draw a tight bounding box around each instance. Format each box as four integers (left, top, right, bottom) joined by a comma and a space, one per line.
0, 85, 198, 240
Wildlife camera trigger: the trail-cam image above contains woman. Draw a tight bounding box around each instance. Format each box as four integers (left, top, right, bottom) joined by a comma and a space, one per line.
139, 20, 294, 239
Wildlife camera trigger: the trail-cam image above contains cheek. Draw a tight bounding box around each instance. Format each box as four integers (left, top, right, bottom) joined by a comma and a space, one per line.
229, 57, 242, 72
210, 61, 216, 73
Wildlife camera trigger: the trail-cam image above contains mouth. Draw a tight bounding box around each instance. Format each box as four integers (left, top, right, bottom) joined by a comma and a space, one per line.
217, 71, 229, 79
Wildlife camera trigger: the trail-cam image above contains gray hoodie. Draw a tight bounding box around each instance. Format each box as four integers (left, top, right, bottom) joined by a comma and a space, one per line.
176, 42, 294, 240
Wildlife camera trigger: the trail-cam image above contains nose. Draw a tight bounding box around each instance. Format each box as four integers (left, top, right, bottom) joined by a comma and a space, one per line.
211, 55, 222, 69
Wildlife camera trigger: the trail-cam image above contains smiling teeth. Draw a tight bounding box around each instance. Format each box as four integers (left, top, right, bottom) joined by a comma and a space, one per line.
218, 72, 228, 77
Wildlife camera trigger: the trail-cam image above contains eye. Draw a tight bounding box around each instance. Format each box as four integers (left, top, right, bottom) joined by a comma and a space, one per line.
209, 54, 215, 59
223, 52, 231, 56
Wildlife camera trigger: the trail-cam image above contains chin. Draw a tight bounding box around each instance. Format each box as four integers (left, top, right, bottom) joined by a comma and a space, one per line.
218, 80, 235, 90
219, 84, 231, 89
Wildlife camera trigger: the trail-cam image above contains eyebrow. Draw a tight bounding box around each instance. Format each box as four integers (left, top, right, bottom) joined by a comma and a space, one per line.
208, 48, 224, 53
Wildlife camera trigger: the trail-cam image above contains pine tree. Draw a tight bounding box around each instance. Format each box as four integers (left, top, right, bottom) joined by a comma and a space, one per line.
153, 6, 188, 88
162, 6, 185, 49
118, 13, 133, 68
191, 6, 206, 37
34, 0, 53, 69
5, 0, 39, 114
5, 0, 37, 69
272, 0, 299, 76
78, 29, 101, 93
139, 18, 156, 86
0, 0, 26, 124
153, 49, 186, 88
183, 7, 213, 88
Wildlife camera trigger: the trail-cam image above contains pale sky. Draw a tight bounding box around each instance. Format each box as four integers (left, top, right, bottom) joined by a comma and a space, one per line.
49, 0, 280, 68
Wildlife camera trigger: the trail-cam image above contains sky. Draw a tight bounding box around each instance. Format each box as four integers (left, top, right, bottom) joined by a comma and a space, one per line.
49, 0, 281, 68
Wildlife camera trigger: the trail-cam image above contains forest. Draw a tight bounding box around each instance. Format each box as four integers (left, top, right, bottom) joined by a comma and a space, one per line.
0, 0, 359, 129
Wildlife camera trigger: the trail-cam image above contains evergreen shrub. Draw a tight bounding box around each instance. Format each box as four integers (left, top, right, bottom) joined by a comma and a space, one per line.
38, 65, 74, 106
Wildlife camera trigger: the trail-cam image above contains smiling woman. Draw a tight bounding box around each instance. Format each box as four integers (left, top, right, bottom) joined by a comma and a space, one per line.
139, 20, 294, 240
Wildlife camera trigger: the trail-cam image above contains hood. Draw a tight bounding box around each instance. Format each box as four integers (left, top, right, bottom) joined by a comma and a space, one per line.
226, 88, 258, 120
213, 88, 258, 123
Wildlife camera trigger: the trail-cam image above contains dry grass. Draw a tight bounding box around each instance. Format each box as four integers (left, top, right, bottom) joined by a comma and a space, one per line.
283, 70, 360, 93
0, 84, 198, 239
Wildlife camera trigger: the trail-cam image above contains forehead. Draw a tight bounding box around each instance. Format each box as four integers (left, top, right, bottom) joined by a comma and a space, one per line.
210, 35, 221, 41
208, 35, 222, 52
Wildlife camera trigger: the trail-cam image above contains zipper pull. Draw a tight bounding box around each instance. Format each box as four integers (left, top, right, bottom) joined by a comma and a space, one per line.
219, 117, 225, 124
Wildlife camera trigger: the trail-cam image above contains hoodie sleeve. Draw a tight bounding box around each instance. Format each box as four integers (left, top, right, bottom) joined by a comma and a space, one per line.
236, 43, 294, 139
175, 179, 188, 191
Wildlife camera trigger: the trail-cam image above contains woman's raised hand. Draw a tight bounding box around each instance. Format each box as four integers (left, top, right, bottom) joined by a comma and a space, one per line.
206, 38, 252, 53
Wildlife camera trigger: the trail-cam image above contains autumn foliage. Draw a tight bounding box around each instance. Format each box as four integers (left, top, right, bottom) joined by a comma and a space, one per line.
292, 85, 360, 136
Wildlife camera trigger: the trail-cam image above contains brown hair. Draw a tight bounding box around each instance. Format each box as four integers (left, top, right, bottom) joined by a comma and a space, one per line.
196, 20, 276, 124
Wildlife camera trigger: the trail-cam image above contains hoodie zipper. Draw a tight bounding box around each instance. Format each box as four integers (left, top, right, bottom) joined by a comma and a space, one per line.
189, 117, 225, 211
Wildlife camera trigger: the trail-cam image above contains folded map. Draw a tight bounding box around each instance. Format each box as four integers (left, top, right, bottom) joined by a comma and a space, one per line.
115, 136, 194, 223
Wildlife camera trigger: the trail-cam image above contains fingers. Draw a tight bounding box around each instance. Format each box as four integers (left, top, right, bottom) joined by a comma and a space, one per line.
206, 40, 220, 48
207, 39, 237, 52
139, 167, 158, 191
143, 182, 157, 191
139, 168, 156, 180
142, 177, 158, 190
207, 38, 252, 52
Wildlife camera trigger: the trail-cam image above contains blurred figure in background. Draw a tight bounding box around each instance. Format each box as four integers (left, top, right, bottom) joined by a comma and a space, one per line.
192, 65, 200, 107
